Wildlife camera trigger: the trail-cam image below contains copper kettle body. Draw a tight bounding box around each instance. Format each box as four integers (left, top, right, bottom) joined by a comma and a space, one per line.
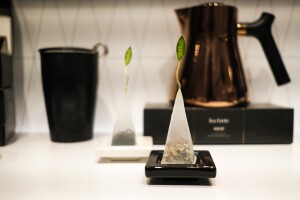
171, 2, 290, 107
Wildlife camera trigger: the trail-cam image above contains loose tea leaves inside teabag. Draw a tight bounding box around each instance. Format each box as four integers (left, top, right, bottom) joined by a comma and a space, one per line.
161, 89, 194, 164
111, 88, 136, 146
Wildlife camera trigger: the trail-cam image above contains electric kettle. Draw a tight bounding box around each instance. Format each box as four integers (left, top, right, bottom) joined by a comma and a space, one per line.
170, 2, 290, 107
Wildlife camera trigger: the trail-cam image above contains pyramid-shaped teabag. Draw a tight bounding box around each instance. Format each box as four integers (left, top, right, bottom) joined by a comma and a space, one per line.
161, 89, 194, 164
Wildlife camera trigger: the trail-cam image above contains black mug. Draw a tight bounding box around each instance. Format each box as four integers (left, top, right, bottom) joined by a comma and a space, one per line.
39, 44, 108, 142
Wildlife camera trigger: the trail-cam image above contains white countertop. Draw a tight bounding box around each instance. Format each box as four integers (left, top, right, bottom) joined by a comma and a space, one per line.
1, 134, 300, 200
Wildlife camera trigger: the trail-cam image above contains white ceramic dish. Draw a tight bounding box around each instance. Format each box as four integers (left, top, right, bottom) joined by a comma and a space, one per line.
95, 136, 153, 161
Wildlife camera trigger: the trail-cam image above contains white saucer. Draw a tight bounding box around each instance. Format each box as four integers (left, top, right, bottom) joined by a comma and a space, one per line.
95, 136, 153, 161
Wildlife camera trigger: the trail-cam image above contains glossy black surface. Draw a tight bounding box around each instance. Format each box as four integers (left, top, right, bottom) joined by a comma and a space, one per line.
145, 150, 216, 179
39, 47, 98, 142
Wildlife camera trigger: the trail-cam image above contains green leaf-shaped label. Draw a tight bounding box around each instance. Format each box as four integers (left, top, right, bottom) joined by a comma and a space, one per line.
176, 36, 186, 61
125, 47, 132, 66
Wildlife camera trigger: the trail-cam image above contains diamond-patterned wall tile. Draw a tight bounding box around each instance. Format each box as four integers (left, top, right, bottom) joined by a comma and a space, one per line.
94, 57, 115, 134
285, 59, 300, 106
127, 0, 152, 53
283, 0, 300, 57
269, 0, 296, 50
11, 0, 300, 134
55, 0, 81, 46
13, 59, 28, 132
131, 64, 147, 134
107, 0, 138, 58
131, 58, 177, 133
93, 93, 115, 134
12, 4, 30, 59
140, 58, 176, 103
23, 59, 48, 133
269, 85, 290, 107
71, 0, 99, 48
91, 0, 117, 44
283, 59, 300, 131
37, 0, 65, 51
161, 0, 186, 48
105, 59, 127, 105
14, 0, 46, 59
244, 58, 274, 103
142, 0, 173, 58
16, 59, 48, 132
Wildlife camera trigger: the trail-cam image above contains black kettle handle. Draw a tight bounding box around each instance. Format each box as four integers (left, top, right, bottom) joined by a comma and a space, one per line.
238, 12, 290, 85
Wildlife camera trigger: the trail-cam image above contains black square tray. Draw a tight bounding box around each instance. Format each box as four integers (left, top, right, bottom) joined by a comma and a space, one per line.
145, 150, 217, 179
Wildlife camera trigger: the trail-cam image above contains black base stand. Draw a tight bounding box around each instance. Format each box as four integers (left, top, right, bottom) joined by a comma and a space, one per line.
145, 150, 217, 179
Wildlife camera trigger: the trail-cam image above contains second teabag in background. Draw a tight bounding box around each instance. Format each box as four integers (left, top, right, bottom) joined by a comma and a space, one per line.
111, 47, 136, 146
95, 46, 153, 161
161, 89, 194, 164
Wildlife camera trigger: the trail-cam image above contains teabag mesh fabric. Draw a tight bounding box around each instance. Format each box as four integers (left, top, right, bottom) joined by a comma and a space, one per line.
111, 92, 136, 146
161, 89, 194, 164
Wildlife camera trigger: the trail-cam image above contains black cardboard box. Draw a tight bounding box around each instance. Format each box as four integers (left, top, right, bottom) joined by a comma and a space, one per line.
0, 37, 12, 88
0, 88, 15, 146
144, 104, 293, 144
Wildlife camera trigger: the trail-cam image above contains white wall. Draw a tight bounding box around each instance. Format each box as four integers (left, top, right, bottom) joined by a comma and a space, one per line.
11, 0, 300, 135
